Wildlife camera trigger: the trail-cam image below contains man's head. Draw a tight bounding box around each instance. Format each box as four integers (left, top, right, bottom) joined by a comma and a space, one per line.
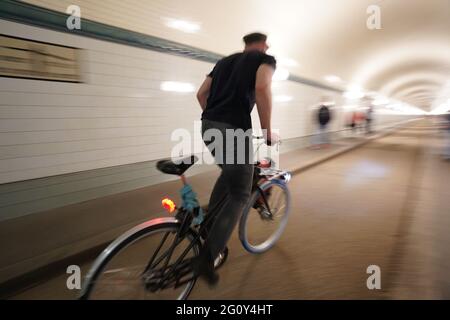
243, 32, 269, 53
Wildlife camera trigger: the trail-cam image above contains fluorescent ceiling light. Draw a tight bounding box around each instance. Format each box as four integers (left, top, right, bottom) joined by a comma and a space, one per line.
165, 18, 201, 33
274, 95, 293, 103
344, 85, 365, 100
385, 102, 427, 115
430, 99, 450, 115
160, 81, 195, 93
278, 57, 299, 68
324, 75, 342, 84
373, 97, 390, 106
273, 68, 290, 81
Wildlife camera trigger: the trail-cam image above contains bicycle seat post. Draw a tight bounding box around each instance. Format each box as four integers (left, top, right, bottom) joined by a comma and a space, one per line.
180, 174, 187, 185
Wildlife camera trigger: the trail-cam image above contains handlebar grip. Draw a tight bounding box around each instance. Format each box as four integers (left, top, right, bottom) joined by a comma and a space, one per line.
267, 140, 282, 146
253, 136, 282, 145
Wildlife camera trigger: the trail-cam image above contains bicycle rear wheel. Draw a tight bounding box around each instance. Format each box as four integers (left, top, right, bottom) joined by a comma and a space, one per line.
239, 179, 291, 254
80, 218, 200, 300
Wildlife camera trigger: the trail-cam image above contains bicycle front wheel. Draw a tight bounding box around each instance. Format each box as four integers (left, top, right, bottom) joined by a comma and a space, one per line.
80, 217, 201, 300
239, 179, 291, 254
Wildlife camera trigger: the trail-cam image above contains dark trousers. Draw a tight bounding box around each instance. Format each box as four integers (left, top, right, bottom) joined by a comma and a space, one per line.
201, 119, 254, 260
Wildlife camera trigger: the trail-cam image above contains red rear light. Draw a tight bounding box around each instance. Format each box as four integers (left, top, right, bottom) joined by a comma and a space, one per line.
259, 158, 271, 168
162, 198, 176, 213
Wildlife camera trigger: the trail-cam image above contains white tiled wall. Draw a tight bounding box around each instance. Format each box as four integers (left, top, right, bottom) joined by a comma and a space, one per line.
0, 20, 212, 183
22, 0, 187, 41
21, 0, 228, 55
0, 19, 414, 185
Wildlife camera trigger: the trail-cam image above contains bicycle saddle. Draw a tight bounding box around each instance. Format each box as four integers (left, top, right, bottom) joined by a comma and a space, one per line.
156, 155, 199, 176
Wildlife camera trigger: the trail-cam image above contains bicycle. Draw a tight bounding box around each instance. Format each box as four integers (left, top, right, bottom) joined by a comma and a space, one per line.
79, 137, 292, 300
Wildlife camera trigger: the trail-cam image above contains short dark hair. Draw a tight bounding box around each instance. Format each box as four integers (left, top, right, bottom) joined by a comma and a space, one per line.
243, 32, 267, 45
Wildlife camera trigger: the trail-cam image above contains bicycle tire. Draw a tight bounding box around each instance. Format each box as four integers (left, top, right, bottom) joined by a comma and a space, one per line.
80, 217, 201, 300
239, 179, 291, 254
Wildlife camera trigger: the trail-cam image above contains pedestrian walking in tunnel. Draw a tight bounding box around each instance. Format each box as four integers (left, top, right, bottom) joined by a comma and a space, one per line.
312, 98, 333, 149
351, 111, 366, 135
366, 104, 374, 135
444, 111, 450, 160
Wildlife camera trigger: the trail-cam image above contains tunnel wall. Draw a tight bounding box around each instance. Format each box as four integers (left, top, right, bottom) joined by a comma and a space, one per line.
0, 2, 420, 287
0, 14, 418, 222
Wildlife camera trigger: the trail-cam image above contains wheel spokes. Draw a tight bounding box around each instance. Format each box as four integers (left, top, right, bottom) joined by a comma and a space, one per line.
86, 225, 199, 300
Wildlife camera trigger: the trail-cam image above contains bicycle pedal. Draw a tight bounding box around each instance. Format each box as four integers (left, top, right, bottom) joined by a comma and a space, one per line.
214, 247, 229, 269
143, 271, 163, 292
200, 228, 208, 240
257, 207, 273, 220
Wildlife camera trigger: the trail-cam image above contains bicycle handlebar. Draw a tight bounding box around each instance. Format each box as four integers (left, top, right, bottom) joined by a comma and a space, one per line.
252, 135, 282, 145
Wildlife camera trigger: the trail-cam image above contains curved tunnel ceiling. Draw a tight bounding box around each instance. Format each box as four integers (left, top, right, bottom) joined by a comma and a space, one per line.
165, 0, 450, 112
23, 0, 450, 111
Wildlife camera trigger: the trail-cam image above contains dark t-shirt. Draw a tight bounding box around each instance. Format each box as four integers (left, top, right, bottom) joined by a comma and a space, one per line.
318, 105, 331, 126
201, 50, 276, 130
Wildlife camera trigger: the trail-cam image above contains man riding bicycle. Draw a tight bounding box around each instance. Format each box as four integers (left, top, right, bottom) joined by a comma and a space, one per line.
193, 32, 278, 286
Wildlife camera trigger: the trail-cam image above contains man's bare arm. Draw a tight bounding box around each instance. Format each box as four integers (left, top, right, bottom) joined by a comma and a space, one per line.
255, 64, 276, 143
196, 76, 213, 110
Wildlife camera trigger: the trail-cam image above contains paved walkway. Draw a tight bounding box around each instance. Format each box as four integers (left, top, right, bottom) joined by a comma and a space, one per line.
1, 120, 419, 298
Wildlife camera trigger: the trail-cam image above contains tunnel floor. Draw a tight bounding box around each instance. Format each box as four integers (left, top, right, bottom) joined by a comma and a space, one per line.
10, 121, 450, 299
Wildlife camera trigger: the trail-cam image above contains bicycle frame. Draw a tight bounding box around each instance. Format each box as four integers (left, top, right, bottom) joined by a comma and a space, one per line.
140, 184, 228, 290
141, 138, 291, 291
80, 136, 293, 298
